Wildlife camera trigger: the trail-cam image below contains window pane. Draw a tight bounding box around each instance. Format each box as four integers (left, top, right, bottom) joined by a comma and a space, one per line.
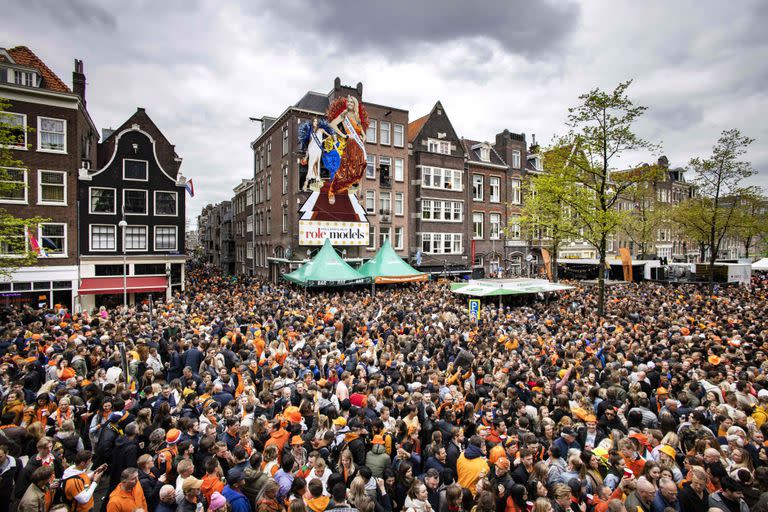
366, 155, 375, 179
40, 224, 65, 255
40, 118, 64, 151
125, 226, 147, 250
40, 171, 65, 203
90, 188, 115, 213
124, 190, 147, 214
155, 192, 176, 215
380, 122, 391, 145
0, 168, 26, 201
0, 113, 25, 147
393, 124, 404, 147
91, 225, 115, 250
155, 227, 176, 250
124, 160, 148, 180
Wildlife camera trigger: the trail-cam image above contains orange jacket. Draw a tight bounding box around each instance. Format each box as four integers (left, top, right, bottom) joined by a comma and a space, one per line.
106, 482, 148, 512
202, 474, 225, 505
264, 428, 291, 458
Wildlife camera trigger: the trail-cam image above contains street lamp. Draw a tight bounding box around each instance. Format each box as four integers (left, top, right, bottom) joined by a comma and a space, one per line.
118, 219, 128, 309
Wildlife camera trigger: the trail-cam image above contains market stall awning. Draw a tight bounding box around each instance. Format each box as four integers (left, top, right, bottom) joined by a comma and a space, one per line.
451, 278, 574, 297
752, 258, 768, 271
79, 276, 168, 295
358, 239, 428, 284
283, 238, 370, 287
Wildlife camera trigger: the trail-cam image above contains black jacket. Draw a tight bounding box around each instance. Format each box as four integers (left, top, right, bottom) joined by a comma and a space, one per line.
110, 435, 139, 491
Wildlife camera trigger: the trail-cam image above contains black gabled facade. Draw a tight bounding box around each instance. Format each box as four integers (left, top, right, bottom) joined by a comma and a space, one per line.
77, 108, 186, 309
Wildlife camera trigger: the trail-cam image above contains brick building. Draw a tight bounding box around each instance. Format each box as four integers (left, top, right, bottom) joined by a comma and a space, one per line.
250, 78, 409, 279
77, 107, 186, 310
407, 102, 467, 273
0, 46, 98, 309
232, 178, 253, 275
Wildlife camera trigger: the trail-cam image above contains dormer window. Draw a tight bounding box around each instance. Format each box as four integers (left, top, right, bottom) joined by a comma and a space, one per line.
428, 138, 451, 155
12, 70, 37, 87
479, 144, 491, 162
532, 155, 542, 171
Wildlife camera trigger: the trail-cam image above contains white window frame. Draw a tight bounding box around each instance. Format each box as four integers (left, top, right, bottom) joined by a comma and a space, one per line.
510, 215, 521, 239
511, 179, 522, 205
379, 226, 391, 247
394, 226, 404, 250
153, 190, 178, 217
395, 192, 404, 216
366, 155, 376, 179
380, 121, 391, 145
89, 224, 117, 252
421, 232, 462, 254
154, 225, 178, 252
37, 170, 67, 206
393, 124, 404, 148
124, 225, 148, 252
123, 188, 148, 216
247, 242, 253, 259
0, 112, 27, 150
489, 176, 501, 203
380, 192, 391, 214
282, 125, 289, 156
282, 165, 288, 194
421, 198, 463, 223
473, 212, 484, 239
368, 225, 376, 250
38, 222, 67, 258
512, 150, 521, 169
247, 215, 253, 232
420, 166, 462, 191
472, 175, 483, 201
489, 213, 501, 240
427, 138, 451, 155
88, 186, 116, 215
0, 167, 28, 204
37, 116, 66, 153
366, 120, 377, 144
394, 158, 404, 182
282, 205, 288, 233
0, 225, 28, 257
122, 159, 149, 181
365, 190, 376, 214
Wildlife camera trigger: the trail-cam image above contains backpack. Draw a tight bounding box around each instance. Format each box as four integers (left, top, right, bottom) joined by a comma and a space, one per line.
58, 473, 86, 512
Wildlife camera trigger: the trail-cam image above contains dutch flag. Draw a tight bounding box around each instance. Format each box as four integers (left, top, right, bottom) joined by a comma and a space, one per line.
185, 179, 195, 198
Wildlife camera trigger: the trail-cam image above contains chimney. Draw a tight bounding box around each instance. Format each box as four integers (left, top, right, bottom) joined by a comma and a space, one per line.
73, 59, 86, 106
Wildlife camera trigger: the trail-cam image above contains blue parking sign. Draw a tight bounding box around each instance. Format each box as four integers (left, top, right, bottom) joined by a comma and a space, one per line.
468, 299, 480, 322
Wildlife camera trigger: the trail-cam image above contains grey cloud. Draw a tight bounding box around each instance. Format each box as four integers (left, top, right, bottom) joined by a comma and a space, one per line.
26, 0, 117, 30
262, 0, 580, 60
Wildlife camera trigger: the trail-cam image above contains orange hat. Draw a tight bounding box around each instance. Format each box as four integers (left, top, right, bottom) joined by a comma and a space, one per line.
372, 435, 385, 445
290, 435, 304, 446
629, 432, 650, 448
584, 415, 597, 423
284, 406, 302, 424
495, 457, 511, 472
166, 428, 181, 444
656, 387, 669, 396
708, 355, 721, 366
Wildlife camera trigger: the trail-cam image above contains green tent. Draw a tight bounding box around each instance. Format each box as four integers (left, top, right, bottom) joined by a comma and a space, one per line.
358, 239, 428, 284
283, 238, 370, 287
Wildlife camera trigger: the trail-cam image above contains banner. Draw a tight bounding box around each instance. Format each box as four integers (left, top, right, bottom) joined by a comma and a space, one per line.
468, 299, 480, 322
541, 249, 553, 281
619, 247, 633, 282
299, 220, 369, 246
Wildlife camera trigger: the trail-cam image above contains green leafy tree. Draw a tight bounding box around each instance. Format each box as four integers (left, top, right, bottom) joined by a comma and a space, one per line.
518, 142, 585, 282
679, 129, 755, 284
558, 80, 659, 316
0, 98, 47, 275
729, 190, 767, 259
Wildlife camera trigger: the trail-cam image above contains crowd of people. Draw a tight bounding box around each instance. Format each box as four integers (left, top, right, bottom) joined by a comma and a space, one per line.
1, 264, 767, 512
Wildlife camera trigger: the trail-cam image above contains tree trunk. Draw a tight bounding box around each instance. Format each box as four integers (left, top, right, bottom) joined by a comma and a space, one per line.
552, 245, 559, 283
745, 237, 752, 259
597, 235, 607, 317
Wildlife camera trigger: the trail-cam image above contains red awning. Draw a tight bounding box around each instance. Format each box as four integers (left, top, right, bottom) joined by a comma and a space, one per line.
78, 276, 168, 295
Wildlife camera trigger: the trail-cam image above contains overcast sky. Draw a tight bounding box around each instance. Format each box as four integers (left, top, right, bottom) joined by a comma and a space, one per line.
5, 0, 768, 226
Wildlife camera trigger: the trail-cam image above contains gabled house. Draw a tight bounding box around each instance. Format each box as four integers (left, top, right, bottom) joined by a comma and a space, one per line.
77, 108, 186, 310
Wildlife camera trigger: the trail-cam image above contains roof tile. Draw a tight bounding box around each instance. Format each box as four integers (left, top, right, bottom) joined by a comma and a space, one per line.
7, 46, 71, 93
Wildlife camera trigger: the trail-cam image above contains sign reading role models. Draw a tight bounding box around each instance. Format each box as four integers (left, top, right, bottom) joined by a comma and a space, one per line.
297, 95, 370, 246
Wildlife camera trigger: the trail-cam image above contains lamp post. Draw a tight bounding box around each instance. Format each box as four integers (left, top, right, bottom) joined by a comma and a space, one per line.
118, 219, 128, 310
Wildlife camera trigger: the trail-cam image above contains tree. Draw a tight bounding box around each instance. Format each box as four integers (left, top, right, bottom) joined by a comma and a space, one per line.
670, 198, 711, 262
557, 80, 659, 316
680, 129, 755, 284
731, 191, 768, 259
0, 98, 47, 275
518, 142, 585, 282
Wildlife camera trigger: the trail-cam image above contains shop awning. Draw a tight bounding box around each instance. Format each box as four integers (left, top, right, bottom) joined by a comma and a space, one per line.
451, 278, 574, 297
79, 276, 168, 295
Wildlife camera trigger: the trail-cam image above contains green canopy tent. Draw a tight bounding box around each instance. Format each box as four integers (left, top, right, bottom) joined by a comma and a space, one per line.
283, 238, 370, 287
358, 239, 428, 284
